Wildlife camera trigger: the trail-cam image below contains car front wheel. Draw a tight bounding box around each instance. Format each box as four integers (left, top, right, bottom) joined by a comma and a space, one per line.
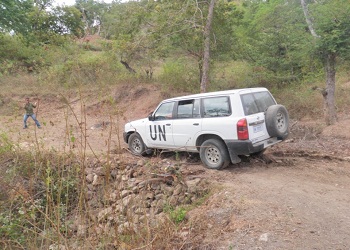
128, 133, 146, 156
200, 139, 230, 170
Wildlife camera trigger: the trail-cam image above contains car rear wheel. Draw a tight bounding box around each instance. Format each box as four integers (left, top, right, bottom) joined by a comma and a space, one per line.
128, 133, 146, 156
265, 104, 289, 139
200, 139, 230, 170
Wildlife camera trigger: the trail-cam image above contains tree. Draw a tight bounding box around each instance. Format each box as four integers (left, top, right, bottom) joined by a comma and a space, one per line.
151, 0, 241, 90
27, 2, 65, 43
301, 0, 350, 125
51, 6, 84, 37
101, 1, 152, 73
75, 0, 107, 36
237, 0, 350, 124
100, 0, 242, 89
234, 0, 311, 85
201, 0, 215, 93
0, 0, 33, 34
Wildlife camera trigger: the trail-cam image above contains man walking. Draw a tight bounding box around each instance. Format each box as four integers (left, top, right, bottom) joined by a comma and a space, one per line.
24, 97, 41, 129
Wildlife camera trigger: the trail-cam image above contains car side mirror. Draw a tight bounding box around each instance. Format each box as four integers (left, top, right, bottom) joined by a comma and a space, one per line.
148, 112, 155, 121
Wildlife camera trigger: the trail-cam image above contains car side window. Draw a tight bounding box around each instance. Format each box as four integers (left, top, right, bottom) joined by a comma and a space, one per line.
241, 94, 259, 115
176, 99, 201, 119
253, 92, 275, 112
154, 102, 175, 120
202, 97, 231, 118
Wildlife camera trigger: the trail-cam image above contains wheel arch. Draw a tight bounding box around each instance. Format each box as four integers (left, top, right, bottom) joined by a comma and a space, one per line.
196, 133, 241, 164
125, 131, 137, 143
127, 131, 153, 156
126, 130, 147, 146
196, 134, 225, 151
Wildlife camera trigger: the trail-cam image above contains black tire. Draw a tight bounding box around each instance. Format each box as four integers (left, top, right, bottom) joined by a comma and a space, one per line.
200, 139, 230, 170
265, 104, 289, 139
128, 133, 147, 156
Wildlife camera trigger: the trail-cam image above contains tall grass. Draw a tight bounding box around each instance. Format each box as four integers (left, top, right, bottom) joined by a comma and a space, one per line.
158, 59, 200, 93
0, 89, 116, 249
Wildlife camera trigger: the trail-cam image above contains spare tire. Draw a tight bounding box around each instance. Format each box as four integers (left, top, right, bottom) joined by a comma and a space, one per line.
265, 104, 289, 139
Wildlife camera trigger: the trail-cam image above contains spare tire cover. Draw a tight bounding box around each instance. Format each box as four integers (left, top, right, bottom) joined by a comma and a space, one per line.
265, 104, 289, 139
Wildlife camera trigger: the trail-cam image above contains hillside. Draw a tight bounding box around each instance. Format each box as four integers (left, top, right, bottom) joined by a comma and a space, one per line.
1, 83, 350, 249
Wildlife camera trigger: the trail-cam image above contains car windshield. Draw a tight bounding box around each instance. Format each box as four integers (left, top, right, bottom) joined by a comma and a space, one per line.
154, 102, 175, 120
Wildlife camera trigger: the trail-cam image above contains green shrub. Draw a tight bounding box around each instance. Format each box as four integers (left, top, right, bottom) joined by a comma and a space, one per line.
272, 84, 323, 120
158, 59, 200, 93
0, 151, 81, 249
164, 204, 187, 224
43, 50, 139, 87
0, 133, 13, 153
0, 211, 27, 246
0, 34, 46, 75
210, 61, 256, 90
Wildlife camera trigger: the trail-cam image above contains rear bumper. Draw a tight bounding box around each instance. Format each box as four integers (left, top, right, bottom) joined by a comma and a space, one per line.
225, 137, 281, 156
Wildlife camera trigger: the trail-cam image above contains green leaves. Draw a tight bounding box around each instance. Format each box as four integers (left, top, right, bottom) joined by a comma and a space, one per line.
311, 0, 350, 57
51, 6, 84, 37
0, 0, 33, 33
235, 0, 319, 84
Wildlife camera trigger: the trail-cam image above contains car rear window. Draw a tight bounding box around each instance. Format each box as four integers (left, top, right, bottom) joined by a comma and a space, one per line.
241, 91, 276, 115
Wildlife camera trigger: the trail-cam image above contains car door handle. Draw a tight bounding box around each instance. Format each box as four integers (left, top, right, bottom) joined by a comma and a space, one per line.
193, 123, 199, 126
166, 123, 171, 126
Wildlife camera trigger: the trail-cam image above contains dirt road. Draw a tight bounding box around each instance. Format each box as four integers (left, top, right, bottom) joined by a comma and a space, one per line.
184, 152, 350, 249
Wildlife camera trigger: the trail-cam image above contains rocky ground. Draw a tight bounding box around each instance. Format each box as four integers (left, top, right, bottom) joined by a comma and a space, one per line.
1, 84, 350, 249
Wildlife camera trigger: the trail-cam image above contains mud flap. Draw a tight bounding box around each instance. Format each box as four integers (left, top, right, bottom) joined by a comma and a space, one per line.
228, 151, 241, 164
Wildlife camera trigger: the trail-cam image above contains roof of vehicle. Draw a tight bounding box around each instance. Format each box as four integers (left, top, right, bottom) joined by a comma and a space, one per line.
161, 87, 269, 103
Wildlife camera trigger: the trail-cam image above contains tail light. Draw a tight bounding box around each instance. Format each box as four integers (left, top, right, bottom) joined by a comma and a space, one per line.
237, 118, 249, 140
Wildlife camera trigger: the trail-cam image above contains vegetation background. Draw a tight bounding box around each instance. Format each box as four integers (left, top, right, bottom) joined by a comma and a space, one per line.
1, 0, 350, 249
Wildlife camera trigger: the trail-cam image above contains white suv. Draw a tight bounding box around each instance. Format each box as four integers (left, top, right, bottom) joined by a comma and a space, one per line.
123, 88, 289, 169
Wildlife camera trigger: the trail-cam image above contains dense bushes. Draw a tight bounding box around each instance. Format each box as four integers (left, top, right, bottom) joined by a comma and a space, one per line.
158, 59, 199, 93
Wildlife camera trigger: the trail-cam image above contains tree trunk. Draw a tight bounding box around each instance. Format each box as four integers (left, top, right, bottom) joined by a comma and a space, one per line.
300, 0, 319, 38
199, 59, 203, 84
324, 52, 337, 125
301, 0, 337, 125
200, 0, 215, 93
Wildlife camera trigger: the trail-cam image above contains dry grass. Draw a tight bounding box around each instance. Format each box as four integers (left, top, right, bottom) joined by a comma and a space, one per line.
0, 83, 211, 249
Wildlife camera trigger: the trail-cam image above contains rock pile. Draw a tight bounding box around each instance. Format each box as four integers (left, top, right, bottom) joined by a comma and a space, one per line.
75, 158, 209, 239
